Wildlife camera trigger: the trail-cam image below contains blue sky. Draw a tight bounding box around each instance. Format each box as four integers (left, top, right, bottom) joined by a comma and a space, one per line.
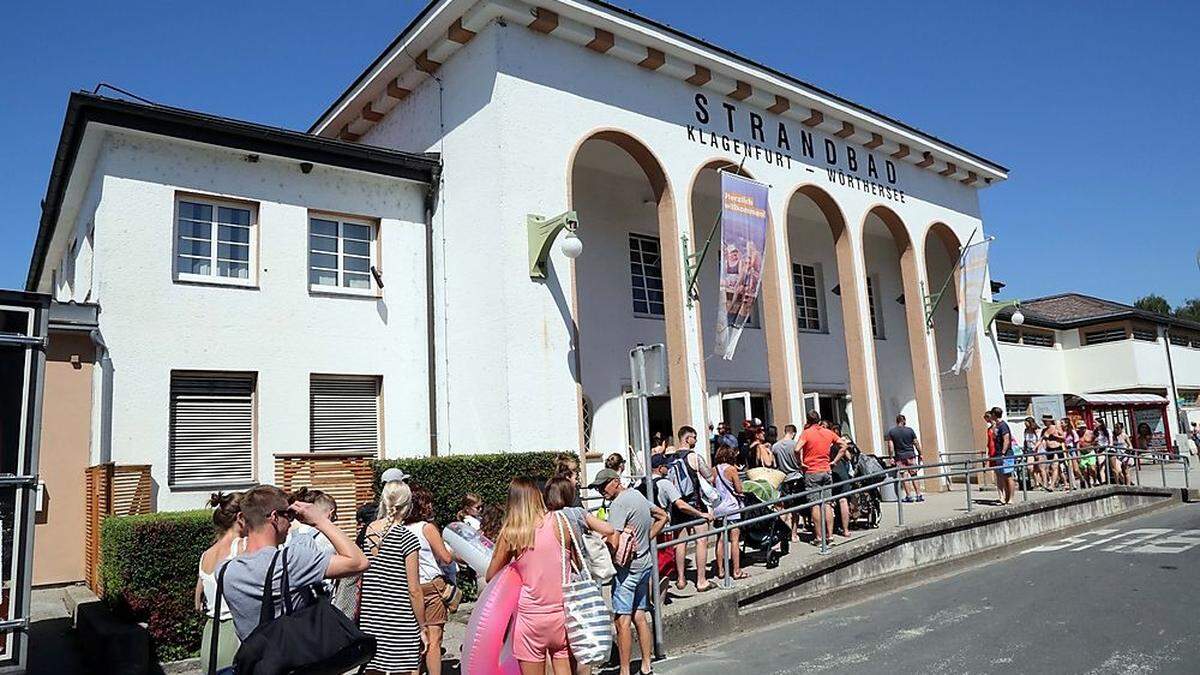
2, 1, 1197, 304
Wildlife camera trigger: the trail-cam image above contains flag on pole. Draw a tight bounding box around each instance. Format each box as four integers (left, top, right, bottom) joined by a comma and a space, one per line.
715, 173, 769, 360
952, 240, 990, 374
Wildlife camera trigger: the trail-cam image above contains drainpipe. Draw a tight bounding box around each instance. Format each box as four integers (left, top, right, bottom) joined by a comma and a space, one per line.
425, 169, 442, 456
1162, 324, 1186, 442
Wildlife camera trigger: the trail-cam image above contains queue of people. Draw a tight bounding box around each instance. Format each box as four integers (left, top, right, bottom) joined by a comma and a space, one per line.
986, 407, 1145, 505
191, 409, 927, 675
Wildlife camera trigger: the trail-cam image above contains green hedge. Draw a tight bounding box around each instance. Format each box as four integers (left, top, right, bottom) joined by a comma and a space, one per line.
95, 452, 566, 663
100, 510, 214, 662
373, 451, 565, 524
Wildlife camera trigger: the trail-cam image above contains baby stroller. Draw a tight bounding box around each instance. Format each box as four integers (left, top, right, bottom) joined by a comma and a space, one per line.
846, 447, 886, 529
737, 490, 791, 568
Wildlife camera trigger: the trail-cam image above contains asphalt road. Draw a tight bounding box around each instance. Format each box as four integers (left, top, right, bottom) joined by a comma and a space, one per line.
660, 504, 1200, 675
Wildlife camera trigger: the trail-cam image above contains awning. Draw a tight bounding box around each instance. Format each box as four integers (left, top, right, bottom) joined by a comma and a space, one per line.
1069, 393, 1168, 406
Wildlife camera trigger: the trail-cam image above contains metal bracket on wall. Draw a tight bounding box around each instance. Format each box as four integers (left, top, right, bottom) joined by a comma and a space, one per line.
527, 210, 579, 280
981, 300, 1022, 335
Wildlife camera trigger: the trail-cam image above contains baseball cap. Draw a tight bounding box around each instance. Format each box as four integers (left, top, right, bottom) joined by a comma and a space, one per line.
650, 454, 672, 470
588, 468, 621, 490
380, 467, 410, 484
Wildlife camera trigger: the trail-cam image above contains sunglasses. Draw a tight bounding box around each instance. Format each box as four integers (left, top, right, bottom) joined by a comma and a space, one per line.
273, 509, 296, 522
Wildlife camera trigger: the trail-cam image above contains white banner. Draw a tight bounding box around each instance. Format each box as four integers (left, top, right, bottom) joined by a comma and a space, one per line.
952, 240, 990, 374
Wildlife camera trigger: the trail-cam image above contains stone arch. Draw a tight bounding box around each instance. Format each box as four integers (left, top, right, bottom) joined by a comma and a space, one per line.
566, 129, 693, 458
924, 222, 989, 457
862, 205, 942, 474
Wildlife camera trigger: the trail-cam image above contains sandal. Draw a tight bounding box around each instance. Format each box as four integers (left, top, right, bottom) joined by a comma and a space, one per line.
732, 571, 750, 580
695, 582, 714, 592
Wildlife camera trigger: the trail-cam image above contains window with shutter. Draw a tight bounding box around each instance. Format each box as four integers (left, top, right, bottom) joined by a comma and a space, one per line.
310, 375, 381, 453
169, 373, 255, 487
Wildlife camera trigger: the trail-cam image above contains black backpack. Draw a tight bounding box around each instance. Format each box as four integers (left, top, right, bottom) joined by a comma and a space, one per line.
210, 548, 376, 675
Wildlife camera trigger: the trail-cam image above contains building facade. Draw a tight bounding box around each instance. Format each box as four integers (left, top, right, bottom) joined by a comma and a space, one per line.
28, 0, 1017, 574
996, 293, 1200, 450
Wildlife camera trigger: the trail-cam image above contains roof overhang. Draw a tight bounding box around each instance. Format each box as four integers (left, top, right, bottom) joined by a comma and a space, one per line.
1067, 393, 1168, 407
310, 0, 1007, 186
27, 92, 442, 292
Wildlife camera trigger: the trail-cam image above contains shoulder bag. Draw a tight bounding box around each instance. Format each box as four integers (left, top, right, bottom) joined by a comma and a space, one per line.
212, 548, 376, 675
556, 513, 614, 666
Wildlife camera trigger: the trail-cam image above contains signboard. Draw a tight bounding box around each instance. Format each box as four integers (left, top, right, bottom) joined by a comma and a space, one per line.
1031, 394, 1066, 421
1133, 408, 1167, 450
951, 240, 990, 374
715, 172, 769, 360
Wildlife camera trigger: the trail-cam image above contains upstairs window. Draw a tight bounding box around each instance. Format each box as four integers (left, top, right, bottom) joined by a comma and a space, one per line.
996, 324, 1021, 344
1021, 329, 1056, 347
1131, 324, 1158, 342
1083, 327, 1127, 345
629, 234, 665, 318
309, 215, 378, 295
175, 197, 256, 286
792, 263, 824, 332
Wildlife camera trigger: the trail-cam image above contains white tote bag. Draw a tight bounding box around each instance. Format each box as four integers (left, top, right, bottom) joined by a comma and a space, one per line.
581, 530, 617, 583
556, 513, 614, 666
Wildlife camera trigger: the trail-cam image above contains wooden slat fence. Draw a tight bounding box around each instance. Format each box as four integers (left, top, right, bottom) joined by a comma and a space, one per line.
84, 463, 153, 594
274, 453, 375, 536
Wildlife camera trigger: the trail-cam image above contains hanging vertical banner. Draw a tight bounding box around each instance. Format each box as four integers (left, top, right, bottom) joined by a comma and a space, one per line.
952, 239, 990, 374
715, 172, 769, 360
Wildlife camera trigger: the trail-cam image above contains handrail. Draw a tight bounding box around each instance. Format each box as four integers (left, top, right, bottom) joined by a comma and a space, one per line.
641, 445, 1192, 656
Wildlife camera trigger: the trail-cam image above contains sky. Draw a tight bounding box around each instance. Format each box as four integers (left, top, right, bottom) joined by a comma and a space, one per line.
1, 1, 1197, 305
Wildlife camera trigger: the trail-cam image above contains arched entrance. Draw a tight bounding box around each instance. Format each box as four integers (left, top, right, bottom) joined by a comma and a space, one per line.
786, 185, 875, 445
925, 223, 989, 455
568, 131, 692, 459
688, 161, 800, 436
862, 206, 940, 465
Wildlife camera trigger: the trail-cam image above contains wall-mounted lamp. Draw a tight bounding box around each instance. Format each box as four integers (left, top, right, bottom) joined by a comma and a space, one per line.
982, 299, 1023, 335
528, 211, 582, 279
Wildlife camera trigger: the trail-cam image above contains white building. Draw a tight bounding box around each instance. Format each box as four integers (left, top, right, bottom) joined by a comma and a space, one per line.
995, 293, 1200, 449
28, 0, 1014, 518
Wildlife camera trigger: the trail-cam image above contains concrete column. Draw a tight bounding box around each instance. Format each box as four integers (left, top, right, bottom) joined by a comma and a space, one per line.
760, 195, 804, 427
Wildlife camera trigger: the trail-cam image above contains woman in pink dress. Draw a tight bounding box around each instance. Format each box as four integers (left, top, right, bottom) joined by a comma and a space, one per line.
485, 478, 576, 675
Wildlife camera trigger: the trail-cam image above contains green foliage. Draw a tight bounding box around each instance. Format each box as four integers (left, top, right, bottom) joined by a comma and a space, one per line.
1134, 294, 1172, 316
1175, 298, 1200, 324
372, 452, 566, 525
100, 510, 214, 662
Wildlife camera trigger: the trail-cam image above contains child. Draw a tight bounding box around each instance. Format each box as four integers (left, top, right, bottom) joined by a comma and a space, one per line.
457, 492, 483, 531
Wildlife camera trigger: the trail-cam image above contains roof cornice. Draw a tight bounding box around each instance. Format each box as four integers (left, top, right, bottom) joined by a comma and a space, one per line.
310, 0, 1007, 186
27, 92, 441, 291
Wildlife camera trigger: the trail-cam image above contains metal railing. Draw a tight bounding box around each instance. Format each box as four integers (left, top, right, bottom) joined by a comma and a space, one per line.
644, 446, 1192, 655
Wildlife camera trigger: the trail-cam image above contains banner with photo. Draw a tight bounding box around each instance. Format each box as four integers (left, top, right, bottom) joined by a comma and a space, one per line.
715, 172, 769, 360
951, 239, 990, 374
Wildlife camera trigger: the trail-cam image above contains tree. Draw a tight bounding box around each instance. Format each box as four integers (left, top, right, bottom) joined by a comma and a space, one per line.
1175, 298, 1200, 324
1134, 294, 1172, 316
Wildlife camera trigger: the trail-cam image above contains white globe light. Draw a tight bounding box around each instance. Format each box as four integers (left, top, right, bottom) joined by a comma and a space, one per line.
560, 231, 583, 259
1011, 309, 1025, 326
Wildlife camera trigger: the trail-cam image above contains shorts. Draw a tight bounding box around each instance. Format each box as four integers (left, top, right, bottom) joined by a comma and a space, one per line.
1079, 454, 1097, 470
804, 472, 833, 501
420, 577, 449, 626
512, 608, 569, 662
895, 456, 919, 469
611, 565, 652, 615
995, 453, 1015, 478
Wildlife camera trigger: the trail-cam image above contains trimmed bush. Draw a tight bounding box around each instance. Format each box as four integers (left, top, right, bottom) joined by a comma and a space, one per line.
373, 452, 566, 524
100, 510, 214, 662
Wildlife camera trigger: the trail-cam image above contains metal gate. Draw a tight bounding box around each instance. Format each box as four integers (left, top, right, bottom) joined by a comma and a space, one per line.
0, 291, 49, 672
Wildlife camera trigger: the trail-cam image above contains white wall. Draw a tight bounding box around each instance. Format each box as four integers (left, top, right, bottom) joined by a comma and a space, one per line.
80, 130, 429, 510
998, 342, 1069, 395
359, 18, 997, 459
